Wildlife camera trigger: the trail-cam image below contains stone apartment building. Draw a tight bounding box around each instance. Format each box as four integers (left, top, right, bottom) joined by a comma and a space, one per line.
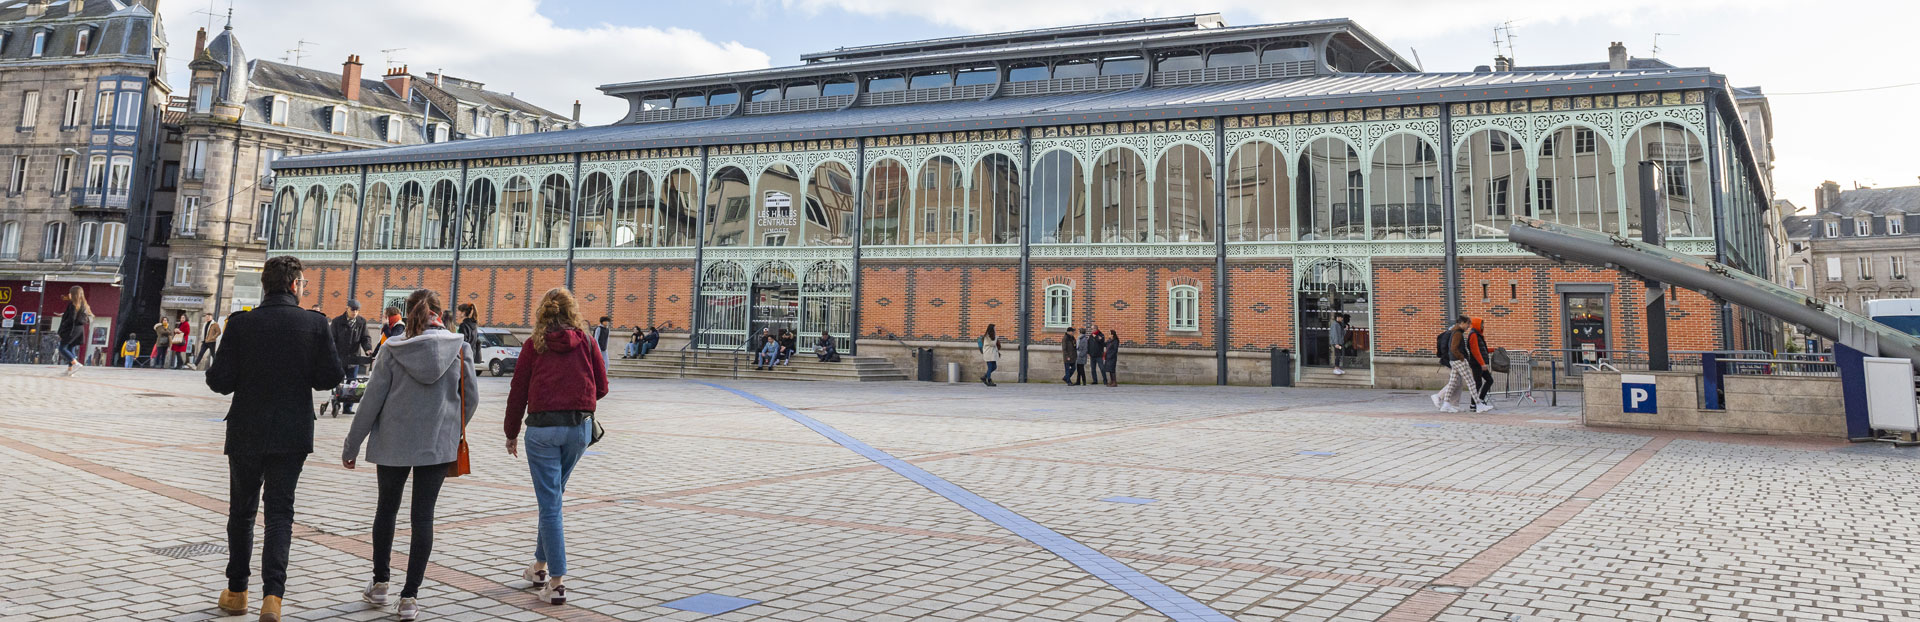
160, 23, 579, 323
1784, 182, 1920, 316
0, 0, 168, 353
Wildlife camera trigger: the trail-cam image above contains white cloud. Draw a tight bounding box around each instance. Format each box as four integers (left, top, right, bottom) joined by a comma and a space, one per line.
160, 0, 771, 125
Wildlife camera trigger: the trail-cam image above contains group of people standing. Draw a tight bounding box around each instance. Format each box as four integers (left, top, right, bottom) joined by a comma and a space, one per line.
56, 289, 210, 374
207, 255, 609, 622
1431, 315, 1498, 413
1060, 326, 1120, 387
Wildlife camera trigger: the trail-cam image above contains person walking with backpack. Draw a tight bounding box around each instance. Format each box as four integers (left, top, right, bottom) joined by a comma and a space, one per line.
1060, 328, 1078, 385
1467, 317, 1495, 409
206, 256, 344, 621
504, 288, 608, 606
978, 324, 1000, 386
1430, 316, 1490, 413
342, 289, 478, 621
57, 286, 91, 377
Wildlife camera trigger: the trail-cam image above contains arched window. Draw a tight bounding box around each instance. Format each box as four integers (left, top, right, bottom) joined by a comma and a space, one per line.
908, 71, 952, 90
271, 189, 298, 250
298, 186, 327, 249
1298, 136, 1363, 241
1053, 59, 1097, 79
394, 181, 424, 249
576, 172, 614, 248
1226, 141, 1290, 242
866, 75, 906, 93
955, 66, 998, 86
804, 162, 856, 246
1535, 125, 1618, 233
41, 221, 66, 260
706, 89, 739, 106
1090, 148, 1147, 243
821, 79, 856, 97
1100, 56, 1146, 76
76, 221, 99, 259
425, 180, 457, 249
1453, 128, 1529, 239
660, 169, 698, 247
1369, 132, 1443, 240
324, 183, 358, 250
500, 176, 533, 248
107, 156, 132, 195
463, 178, 497, 249
1043, 284, 1073, 329
364, 183, 394, 249
269, 95, 288, 125
1156, 50, 1202, 72
757, 164, 802, 246
1207, 46, 1257, 68
1155, 144, 1215, 242
783, 82, 820, 99
615, 170, 654, 247
98, 222, 124, 259
536, 174, 571, 248
862, 159, 908, 245
1623, 122, 1710, 238
1261, 41, 1313, 64
672, 92, 705, 108
1169, 284, 1201, 331
1008, 62, 1048, 82
1029, 150, 1084, 244
703, 166, 748, 247
913, 156, 965, 245
970, 153, 1021, 244
0, 220, 20, 257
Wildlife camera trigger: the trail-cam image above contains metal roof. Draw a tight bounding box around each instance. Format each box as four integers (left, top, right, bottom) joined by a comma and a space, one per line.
279, 66, 1716, 169
798, 14, 1223, 63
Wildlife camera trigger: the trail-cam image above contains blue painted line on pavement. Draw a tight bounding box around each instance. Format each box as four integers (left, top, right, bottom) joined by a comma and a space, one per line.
695, 381, 1235, 622
1100, 496, 1158, 505
661, 593, 760, 615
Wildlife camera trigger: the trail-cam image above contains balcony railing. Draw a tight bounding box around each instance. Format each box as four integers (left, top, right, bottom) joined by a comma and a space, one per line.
0, 251, 17, 261
70, 187, 130, 209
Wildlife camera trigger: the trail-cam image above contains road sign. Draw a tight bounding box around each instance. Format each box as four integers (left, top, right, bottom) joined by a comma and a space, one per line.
1, 306, 14, 320
22, 285, 40, 293
19, 311, 37, 326
1621, 373, 1658, 414
1, 319, 11, 328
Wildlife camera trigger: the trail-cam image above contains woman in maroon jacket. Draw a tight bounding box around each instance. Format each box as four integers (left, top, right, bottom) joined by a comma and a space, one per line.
504, 288, 608, 606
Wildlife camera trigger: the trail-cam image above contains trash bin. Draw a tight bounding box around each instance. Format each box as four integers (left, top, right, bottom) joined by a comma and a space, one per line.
1271, 347, 1292, 387
947, 362, 959, 384
915, 347, 934, 382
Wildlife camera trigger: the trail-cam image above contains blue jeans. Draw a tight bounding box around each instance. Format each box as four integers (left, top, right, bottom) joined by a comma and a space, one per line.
60, 344, 82, 364
525, 420, 591, 576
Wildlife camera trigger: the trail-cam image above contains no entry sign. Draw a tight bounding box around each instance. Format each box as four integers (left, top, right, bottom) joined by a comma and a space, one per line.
1, 306, 16, 321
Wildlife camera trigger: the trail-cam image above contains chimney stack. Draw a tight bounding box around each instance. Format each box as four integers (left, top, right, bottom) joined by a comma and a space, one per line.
341, 55, 364, 101
573, 100, 581, 123
193, 27, 207, 58
1608, 42, 1628, 70
1816, 181, 1841, 213
383, 65, 412, 100
1493, 55, 1512, 72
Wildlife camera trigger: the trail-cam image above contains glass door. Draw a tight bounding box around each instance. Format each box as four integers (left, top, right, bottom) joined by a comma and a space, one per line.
1563, 292, 1610, 371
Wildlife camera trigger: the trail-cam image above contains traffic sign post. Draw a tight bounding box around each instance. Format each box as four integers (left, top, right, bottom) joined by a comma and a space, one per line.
19, 311, 38, 326
1, 306, 15, 321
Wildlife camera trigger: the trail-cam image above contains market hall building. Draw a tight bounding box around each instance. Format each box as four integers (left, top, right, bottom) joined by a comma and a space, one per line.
266, 14, 1779, 387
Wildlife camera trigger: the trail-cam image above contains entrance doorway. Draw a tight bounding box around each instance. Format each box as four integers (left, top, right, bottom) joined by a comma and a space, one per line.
1298, 258, 1370, 370
750, 284, 799, 345
1563, 291, 1611, 370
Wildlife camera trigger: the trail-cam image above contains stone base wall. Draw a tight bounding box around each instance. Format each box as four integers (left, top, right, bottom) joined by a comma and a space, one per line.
1583, 370, 1845, 437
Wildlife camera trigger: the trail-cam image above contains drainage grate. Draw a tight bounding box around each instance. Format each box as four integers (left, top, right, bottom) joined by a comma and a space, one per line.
151, 543, 227, 559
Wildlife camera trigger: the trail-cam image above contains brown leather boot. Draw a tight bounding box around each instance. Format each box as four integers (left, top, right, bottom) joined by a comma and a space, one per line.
217, 589, 247, 616
259, 595, 282, 622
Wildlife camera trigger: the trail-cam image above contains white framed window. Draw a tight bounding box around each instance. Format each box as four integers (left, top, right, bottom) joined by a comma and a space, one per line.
20, 90, 38, 127
1787, 265, 1807, 290
430, 122, 449, 143
62, 89, 83, 126
1825, 221, 1839, 238
84, 155, 105, 192
1169, 285, 1201, 331
1857, 218, 1872, 236
1891, 217, 1905, 235
98, 222, 124, 259
1827, 257, 1842, 281
1573, 128, 1597, 154
93, 90, 113, 126
178, 197, 200, 236
172, 259, 193, 286
184, 139, 208, 180
470, 109, 489, 137
1828, 294, 1844, 307
1043, 284, 1073, 329
107, 156, 131, 195
382, 115, 401, 142
1858, 257, 1873, 279
53, 155, 72, 194
7, 156, 25, 194
113, 92, 141, 129
0, 221, 19, 257
253, 202, 272, 241
75, 221, 99, 259
30, 31, 46, 57
330, 106, 347, 134
269, 96, 288, 125
1893, 256, 1907, 280
193, 83, 214, 114
506, 119, 521, 136
1862, 294, 1875, 309
41, 221, 65, 261
73, 27, 90, 55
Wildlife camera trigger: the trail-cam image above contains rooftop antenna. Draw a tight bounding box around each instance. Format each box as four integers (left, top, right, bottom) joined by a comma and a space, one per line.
1493, 20, 1518, 64
283, 39, 316, 65
1409, 47, 1425, 72
381, 48, 407, 69
1652, 33, 1678, 58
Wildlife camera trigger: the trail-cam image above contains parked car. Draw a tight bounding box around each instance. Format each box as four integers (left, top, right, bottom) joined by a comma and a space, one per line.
477, 327, 522, 377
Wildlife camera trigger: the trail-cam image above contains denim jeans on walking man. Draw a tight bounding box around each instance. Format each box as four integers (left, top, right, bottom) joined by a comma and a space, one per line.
525, 419, 592, 577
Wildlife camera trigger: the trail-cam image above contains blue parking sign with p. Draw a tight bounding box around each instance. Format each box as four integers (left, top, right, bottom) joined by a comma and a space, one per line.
1621, 374, 1657, 414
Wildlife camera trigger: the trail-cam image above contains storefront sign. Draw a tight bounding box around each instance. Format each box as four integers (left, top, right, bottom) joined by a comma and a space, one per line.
162, 295, 207, 308
759, 191, 798, 227
0, 287, 10, 303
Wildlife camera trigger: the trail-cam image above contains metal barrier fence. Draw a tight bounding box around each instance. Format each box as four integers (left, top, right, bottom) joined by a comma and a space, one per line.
1716, 357, 1839, 378
1521, 349, 1770, 406
0, 333, 61, 365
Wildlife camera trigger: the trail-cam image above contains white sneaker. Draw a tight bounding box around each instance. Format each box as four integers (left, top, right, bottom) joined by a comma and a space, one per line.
1429, 394, 1443, 409
1476, 403, 1495, 413
539, 582, 567, 605
1440, 404, 1460, 413
362, 580, 389, 606
521, 564, 547, 588
397, 597, 419, 621
1332, 368, 1345, 375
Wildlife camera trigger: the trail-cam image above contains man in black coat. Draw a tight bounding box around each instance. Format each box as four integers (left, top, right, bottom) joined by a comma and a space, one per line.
329, 300, 371, 402
1060, 328, 1078, 385
205, 256, 342, 620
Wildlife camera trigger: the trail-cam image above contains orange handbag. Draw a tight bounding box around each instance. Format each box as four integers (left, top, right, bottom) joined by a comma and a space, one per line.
449, 354, 473, 477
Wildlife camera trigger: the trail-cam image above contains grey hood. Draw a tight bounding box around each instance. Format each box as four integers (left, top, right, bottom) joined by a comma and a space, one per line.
377, 328, 468, 384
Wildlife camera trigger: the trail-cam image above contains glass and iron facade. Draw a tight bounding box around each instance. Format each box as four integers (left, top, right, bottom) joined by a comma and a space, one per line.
268, 15, 1776, 384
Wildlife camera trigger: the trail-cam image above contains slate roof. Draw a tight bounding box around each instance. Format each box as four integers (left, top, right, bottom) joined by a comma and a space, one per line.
281, 66, 1711, 168
248, 59, 413, 113
1825, 186, 1920, 217
428, 78, 568, 119
1512, 57, 1678, 72
0, 0, 157, 61
1783, 215, 1816, 239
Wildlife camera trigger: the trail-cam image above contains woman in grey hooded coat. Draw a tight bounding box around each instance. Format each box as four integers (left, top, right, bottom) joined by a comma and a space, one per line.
342, 289, 478, 621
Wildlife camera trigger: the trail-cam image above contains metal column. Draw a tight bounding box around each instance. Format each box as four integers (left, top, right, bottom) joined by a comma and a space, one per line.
347, 166, 368, 303
564, 154, 583, 291
849, 138, 866, 356
1016, 129, 1032, 383
689, 147, 710, 348
1212, 118, 1228, 385
1438, 107, 1460, 322
449, 161, 468, 305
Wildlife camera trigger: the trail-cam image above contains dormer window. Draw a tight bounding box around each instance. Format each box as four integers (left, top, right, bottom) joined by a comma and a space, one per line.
1891, 216, 1906, 235
31, 31, 47, 57
470, 109, 489, 137
382, 115, 401, 142
269, 96, 288, 126
329, 106, 347, 135
505, 119, 520, 136
73, 27, 90, 56
1857, 217, 1872, 236
193, 82, 214, 114
1825, 221, 1839, 238
429, 122, 449, 143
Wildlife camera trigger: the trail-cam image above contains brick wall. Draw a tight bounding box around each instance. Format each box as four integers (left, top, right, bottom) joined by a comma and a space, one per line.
1373, 261, 1446, 356
1461, 259, 1725, 357
576, 262, 694, 334
858, 262, 1019, 343
1226, 260, 1294, 351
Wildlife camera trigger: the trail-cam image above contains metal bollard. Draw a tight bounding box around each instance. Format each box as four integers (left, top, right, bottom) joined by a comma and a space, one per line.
947, 362, 959, 384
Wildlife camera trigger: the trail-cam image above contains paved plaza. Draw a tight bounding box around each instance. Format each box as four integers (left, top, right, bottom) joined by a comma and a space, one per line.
3, 367, 1919, 622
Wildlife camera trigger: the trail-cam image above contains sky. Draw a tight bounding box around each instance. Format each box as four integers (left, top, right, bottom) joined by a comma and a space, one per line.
156, 0, 1920, 210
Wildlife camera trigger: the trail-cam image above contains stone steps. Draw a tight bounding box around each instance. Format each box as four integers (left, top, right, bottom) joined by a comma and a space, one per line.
608, 352, 908, 382
1296, 368, 1374, 388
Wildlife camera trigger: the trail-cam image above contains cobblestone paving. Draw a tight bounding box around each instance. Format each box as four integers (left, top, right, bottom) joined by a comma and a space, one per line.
3, 366, 1918, 621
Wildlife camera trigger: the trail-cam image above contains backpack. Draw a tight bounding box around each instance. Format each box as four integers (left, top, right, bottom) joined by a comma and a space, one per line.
1490, 348, 1511, 374
1435, 330, 1452, 366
